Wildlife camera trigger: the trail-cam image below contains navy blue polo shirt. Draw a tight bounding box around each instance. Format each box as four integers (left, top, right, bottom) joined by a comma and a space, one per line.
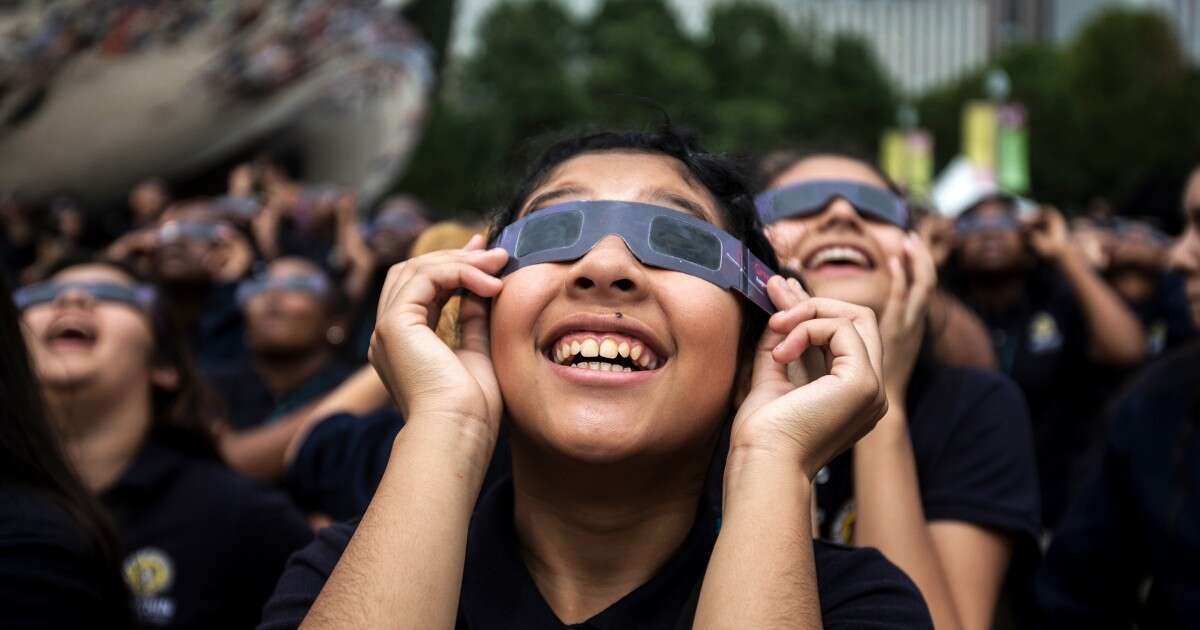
101, 441, 313, 629
189, 281, 249, 378
814, 358, 1041, 546
1036, 343, 1200, 629
259, 476, 933, 629
0, 484, 134, 629
209, 361, 353, 430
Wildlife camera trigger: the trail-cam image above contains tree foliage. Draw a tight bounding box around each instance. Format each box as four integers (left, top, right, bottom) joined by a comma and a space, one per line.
397, 2, 1200, 227
918, 8, 1200, 227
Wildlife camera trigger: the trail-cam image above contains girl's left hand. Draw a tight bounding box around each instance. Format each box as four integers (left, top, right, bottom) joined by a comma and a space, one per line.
731, 276, 888, 481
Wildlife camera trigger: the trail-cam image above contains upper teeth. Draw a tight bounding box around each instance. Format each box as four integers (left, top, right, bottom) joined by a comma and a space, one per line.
808, 246, 869, 268
552, 333, 659, 371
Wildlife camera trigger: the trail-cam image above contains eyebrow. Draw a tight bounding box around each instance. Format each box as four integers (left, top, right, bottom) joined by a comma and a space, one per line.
643, 188, 718, 224
524, 186, 588, 214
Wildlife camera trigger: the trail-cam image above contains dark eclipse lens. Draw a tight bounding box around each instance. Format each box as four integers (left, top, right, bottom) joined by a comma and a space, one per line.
515, 210, 583, 257
648, 216, 722, 271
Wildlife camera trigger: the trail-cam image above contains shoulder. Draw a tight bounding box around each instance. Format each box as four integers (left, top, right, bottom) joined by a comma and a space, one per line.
258, 520, 359, 630
1106, 343, 1200, 439
911, 363, 1030, 435
813, 540, 933, 628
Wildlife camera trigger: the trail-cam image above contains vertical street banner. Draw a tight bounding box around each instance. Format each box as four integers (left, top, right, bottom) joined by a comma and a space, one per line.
996, 103, 1030, 194
881, 129, 935, 202
962, 100, 997, 172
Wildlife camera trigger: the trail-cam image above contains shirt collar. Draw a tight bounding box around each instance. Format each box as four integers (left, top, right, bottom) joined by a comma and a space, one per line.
102, 440, 184, 501
460, 476, 719, 629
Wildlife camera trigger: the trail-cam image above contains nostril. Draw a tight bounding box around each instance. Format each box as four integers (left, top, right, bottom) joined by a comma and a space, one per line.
574, 277, 595, 290
612, 279, 635, 292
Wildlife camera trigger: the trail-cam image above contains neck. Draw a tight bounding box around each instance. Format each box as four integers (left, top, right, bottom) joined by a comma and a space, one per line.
45, 380, 153, 493
509, 432, 713, 624
253, 348, 329, 397
964, 270, 1026, 314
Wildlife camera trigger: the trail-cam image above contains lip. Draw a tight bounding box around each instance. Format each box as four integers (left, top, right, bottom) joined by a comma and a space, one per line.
44, 313, 99, 350
539, 312, 670, 362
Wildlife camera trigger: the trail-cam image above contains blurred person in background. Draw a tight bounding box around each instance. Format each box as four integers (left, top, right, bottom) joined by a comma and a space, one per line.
0, 270, 134, 629
1071, 216, 1193, 357
20, 195, 89, 284
1167, 164, 1200, 329
946, 195, 1145, 529
339, 207, 454, 361
208, 257, 352, 479
283, 224, 483, 521
18, 256, 311, 629
1, 192, 37, 279
1035, 340, 1200, 628
106, 203, 255, 375
127, 178, 171, 232
757, 153, 1040, 630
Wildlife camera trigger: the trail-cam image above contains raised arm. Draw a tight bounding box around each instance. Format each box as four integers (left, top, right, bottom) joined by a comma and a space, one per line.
696, 276, 889, 629
301, 237, 508, 629
1027, 208, 1145, 365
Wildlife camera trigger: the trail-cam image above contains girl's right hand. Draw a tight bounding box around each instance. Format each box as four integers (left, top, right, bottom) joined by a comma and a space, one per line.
369, 235, 509, 432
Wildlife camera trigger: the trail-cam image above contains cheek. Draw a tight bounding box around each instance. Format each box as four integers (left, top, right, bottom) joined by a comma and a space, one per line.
489, 267, 557, 369
103, 310, 156, 357
660, 276, 742, 396
766, 221, 809, 265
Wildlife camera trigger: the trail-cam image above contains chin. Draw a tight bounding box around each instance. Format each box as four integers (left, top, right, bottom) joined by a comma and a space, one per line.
517, 403, 657, 465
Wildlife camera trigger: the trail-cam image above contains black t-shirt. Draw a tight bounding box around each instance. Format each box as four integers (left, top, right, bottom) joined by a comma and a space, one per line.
209, 361, 352, 430
815, 359, 1041, 546
0, 484, 134, 629
286, 409, 512, 522
285, 408, 404, 520
101, 441, 313, 629
259, 477, 933, 629
1036, 343, 1200, 629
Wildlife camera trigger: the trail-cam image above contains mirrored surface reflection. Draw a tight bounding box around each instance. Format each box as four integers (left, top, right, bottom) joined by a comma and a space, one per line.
0, 0, 433, 205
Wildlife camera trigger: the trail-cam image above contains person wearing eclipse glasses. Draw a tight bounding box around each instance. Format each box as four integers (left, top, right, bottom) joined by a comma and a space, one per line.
1166, 164, 1200, 329
259, 128, 934, 629
754, 153, 1040, 630
944, 192, 1145, 532
207, 257, 353, 481
15, 256, 312, 629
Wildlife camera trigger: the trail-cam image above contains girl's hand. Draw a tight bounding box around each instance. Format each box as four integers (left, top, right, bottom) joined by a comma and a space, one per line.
879, 234, 936, 400
731, 276, 888, 481
369, 235, 509, 431
1025, 206, 1071, 261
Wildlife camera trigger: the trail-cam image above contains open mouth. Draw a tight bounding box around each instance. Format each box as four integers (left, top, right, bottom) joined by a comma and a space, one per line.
545, 331, 663, 373
44, 318, 98, 350
803, 245, 874, 271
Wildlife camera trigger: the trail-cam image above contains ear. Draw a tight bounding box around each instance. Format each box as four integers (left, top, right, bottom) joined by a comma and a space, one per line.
150, 366, 180, 391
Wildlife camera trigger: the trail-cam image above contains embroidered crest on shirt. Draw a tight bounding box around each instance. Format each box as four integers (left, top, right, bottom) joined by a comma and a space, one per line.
123, 547, 176, 626
1027, 311, 1063, 354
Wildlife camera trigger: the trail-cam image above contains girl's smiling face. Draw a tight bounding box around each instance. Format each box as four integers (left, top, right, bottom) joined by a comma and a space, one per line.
490, 151, 743, 464
764, 155, 909, 315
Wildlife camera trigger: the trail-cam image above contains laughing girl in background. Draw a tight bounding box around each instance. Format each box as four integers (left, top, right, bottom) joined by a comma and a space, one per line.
755, 153, 1041, 630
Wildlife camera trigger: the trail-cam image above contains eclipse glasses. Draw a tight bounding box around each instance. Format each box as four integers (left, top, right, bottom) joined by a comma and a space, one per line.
755, 180, 910, 229
14, 281, 156, 311
491, 200, 777, 313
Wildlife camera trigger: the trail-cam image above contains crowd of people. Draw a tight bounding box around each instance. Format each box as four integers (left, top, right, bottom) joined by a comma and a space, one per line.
2, 125, 1200, 630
